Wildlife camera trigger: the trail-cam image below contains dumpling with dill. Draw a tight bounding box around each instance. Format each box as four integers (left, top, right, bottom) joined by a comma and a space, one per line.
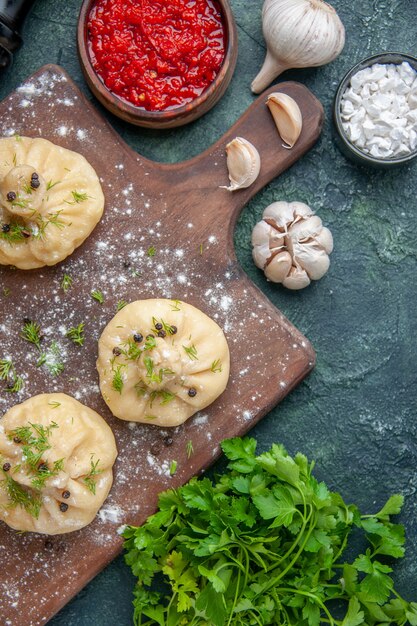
0, 135, 104, 269
0, 393, 117, 534
97, 299, 230, 427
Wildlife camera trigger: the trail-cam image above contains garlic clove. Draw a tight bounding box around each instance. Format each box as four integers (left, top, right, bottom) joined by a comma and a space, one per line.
267, 93, 303, 148
314, 226, 334, 254
288, 215, 323, 242
222, 137, 261, 191
264, 251, 292, 283
251, 219, 272, 247
263, 201, 295, 230
292, 241, 330, 280
291, 202, 313, 220
282, 266, 311, 290
252, 242, 272, 269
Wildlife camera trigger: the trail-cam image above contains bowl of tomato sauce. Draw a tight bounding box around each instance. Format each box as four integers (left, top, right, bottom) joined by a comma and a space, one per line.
77, 0, 238, 129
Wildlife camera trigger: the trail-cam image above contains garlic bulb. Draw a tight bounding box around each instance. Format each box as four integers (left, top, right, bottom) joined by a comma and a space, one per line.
251, 201, 333, 289
251, 0, 345, 94
222, 137, 261, 191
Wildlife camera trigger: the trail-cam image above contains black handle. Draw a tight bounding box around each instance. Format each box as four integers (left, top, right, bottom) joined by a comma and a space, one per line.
0, 0, 34, 29
0, 0, 35, 68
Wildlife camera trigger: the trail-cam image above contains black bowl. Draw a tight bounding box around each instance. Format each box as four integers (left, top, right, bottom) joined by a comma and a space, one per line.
333, 52, 417, 168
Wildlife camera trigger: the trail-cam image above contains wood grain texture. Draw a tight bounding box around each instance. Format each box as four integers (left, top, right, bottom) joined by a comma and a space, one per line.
0, 65, 323, 625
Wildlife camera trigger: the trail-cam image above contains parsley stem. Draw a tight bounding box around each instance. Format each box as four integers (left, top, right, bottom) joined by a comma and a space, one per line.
276, 588, 337, 626
226, 563, 242, 626
264, 510, 317, 584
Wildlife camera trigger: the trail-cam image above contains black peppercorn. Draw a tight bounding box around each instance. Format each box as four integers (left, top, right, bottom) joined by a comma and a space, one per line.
133, 333, 143, 343
23, 317, 31, 324
30, 178, 40, 189
62, 490, 71, 499
31, 172, 39, 180
155, 322, 163, 330
188, 388, 197, 398
123, 260, 131, 268
2, 462, 11, 472
38, 462, 49, 473
6, 191, 16, 202
113, 347, 122, 356
13, 436, 22, 444
171, 325, 177, 335
157, 330, 166, 338
2, 224, 11, 233
59, 502, 69, 513
163, 436, 173, 446
44, 540, 53, 550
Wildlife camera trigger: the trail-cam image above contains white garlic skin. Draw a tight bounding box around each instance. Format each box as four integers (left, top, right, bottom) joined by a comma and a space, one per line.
222, 137, 261, 191
252, 0, 345, 94
251, 201, 333, 290
266, 93, 303, 148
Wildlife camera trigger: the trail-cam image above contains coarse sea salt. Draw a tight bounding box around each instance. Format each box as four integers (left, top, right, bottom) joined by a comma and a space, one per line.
340, 61, 417, 159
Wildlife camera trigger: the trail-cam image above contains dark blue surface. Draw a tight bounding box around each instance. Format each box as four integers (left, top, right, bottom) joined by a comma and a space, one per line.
0, 0, 416, 623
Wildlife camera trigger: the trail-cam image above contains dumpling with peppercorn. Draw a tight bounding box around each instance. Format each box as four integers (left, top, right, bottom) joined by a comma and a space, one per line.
0, 135, 104, 269
97, 299, 230, 427
0, 393, 117, 535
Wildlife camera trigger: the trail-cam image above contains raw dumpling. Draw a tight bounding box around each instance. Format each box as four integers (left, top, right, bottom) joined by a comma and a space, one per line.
97, 299, 230, 427
0, 393, 117, 535
0, 136, 104, 269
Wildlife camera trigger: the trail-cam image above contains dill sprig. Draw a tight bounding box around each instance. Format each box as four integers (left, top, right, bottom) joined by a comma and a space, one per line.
169, 460, 178, 476
0, 358, 23, 393
65, 190, 91, 204
83, 455, 102, 495
31, 458, 65, 491
170, 300, 181, 312
147, 246, 156, 257
183, 344, 198, 361
0, 359, 13, 380
186, 440, 194, 459
117, 299, 128, 311
149, 389, 175, 407
5, 376, 24, 393
61, 273, 73, 293
36, 210, 66, 239
46, 179, 61, 191
1, 472, 42, 519
66, 323, 85, 346
152, 317, 176, 336
6, 422, 64, 499
143, 357, 174, 385
1, 222, 30, 244
91, 290, 104, 304
210, 359, 222, 373
21, 320, 42, 350
112, 363, 126, 394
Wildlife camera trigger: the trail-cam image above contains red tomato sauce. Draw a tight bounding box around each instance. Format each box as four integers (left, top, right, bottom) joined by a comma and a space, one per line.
87, 0, 226, 112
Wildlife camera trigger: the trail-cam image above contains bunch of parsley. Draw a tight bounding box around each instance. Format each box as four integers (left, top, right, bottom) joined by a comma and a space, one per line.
123, 438, 417, 626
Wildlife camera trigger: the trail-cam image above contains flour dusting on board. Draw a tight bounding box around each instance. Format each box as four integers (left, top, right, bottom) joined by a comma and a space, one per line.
0, 68, 313, 626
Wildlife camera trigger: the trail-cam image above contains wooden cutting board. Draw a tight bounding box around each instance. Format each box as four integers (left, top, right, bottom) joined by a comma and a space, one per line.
0, 65, 322, 626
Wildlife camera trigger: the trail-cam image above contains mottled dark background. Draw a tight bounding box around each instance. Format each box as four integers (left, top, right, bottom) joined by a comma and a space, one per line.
0, 0, 416, 623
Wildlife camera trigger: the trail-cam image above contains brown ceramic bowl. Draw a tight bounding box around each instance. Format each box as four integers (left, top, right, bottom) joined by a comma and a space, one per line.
77, 0, 238, 129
